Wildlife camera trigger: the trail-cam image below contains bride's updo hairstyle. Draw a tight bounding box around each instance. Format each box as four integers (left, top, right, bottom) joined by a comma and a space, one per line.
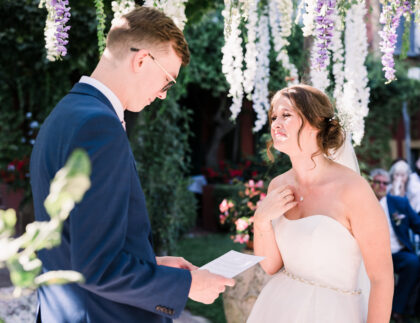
267, 84, 345, 161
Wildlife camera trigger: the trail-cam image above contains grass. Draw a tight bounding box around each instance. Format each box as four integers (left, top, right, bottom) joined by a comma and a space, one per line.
173, 233, 245, 323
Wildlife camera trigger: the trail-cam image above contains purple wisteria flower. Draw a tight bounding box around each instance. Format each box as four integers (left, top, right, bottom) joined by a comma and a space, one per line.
43, 0, 71, 61
52, 0, 71, 57
313, 0, 336, 69
379, 0, 411, 83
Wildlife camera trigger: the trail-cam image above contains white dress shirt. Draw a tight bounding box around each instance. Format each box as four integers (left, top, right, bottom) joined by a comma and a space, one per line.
79, 76, 126, 130
380, 197, 404, 254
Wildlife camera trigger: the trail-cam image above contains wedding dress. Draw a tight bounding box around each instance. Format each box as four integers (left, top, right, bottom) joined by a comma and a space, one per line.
247, 215, 366, 323
247, 135, 369, 323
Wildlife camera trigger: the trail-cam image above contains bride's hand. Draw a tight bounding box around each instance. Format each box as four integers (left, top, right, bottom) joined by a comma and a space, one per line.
254, 185, 297, 228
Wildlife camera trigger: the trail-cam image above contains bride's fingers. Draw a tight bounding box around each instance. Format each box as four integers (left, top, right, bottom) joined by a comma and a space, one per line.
278, 188, 293, 199
284, 201, 298, 211
282, 194, 295, 203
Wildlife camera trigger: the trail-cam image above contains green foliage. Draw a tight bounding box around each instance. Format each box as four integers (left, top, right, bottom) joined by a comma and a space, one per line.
0, 150, 90, 298
0, 0, 98, 200
130, 79, 197, 254
183, 4, 228, 97
355, 55, 420, 168
94, 0, 107, 56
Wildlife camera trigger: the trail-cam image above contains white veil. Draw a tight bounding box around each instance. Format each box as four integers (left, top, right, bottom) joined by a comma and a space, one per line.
331, 133, 370, 321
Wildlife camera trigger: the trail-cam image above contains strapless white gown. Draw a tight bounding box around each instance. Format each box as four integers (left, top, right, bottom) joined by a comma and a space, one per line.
247, 215, 369, 323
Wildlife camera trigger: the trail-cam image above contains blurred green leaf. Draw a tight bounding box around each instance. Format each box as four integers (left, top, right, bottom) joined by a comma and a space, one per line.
35, 270, 84, 286
8, 255, 42, 288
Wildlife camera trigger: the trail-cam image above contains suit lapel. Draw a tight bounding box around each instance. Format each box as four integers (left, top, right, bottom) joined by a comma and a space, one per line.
387, 194, 398, 230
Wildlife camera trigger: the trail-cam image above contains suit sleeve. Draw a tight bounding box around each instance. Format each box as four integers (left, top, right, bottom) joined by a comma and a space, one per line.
404, 197, 420, 234
67, 113, 191, 318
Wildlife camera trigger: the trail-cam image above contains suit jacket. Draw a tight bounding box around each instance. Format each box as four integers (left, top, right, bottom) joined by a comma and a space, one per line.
30, 82, 191, 323
386, 194, 420, 253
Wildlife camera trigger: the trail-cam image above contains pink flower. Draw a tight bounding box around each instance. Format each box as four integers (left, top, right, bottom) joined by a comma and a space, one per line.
234, 233, 250, 244
219, 213, 227, 225
219, 199, 234, 213
247, 201, 256, 211
255, 180, 264, 188
259, 193, 266, 200
235, 218, 249, 231
247, 179, 255, 188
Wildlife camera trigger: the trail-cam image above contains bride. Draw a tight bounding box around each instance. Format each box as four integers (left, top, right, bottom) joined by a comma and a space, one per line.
247, 85, 393, 323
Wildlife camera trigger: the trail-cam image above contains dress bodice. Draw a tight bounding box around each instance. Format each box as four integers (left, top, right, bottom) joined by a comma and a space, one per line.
273, 215, 363, 291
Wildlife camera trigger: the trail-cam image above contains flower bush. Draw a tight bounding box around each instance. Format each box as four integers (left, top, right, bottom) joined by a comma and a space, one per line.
203, 160, 260, 184
219, 179, 266, 245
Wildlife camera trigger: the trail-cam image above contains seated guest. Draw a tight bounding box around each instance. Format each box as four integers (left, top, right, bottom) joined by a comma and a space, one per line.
389, 159, 412, 197
408, 157, 420, 214
370, 168, 420, 323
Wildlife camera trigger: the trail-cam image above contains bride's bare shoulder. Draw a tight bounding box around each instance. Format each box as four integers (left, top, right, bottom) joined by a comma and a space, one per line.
333, 164, 376, 203
268, 169, 293, 192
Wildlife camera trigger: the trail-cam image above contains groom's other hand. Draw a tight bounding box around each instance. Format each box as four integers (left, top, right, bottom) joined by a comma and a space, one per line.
189, 270, 235, 304
156, 256, 198, 270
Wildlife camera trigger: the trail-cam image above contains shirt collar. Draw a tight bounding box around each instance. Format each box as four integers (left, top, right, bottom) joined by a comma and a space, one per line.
79, 76, 125, 130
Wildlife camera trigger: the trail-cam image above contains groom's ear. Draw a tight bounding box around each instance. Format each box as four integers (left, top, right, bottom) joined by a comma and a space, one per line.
131, 49, 149, 73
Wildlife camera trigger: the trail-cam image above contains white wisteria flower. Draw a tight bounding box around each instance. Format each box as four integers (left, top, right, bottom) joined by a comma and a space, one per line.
340, 1, 369, 146
253, 13, 271, 132
143, 0, 187, 30
111, 0, 135, 26
331, 12, 345, 110
269, 0, 298, 85
243, 0, 259, 97
222, 3, 244, 120
310, 44, 330, 92
300, 0, 318, 37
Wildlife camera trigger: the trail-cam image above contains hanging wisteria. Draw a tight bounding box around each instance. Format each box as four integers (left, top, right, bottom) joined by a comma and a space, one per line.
39, 0, 71, 61
38, 0, 420, 142
221, 1, 244, 121
268, 0, 299, 85
222, 0, 300, 131
340, 1, 370, 146
252, 12, 271, 132
379, 0, 413, 83
143, 0, 188, 30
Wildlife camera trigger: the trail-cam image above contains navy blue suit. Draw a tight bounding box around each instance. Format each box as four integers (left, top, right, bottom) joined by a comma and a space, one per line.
30, 83, 191, 323
386, 194, 420, 314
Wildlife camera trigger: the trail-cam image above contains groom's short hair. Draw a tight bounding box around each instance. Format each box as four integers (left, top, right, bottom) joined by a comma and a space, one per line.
106, 6, 190, 65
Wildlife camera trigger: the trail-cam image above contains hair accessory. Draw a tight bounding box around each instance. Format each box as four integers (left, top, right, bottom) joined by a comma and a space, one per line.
328, 115, 337, 122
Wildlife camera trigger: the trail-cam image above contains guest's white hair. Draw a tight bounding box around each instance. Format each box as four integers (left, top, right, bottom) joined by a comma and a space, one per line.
389, 160, 411, 181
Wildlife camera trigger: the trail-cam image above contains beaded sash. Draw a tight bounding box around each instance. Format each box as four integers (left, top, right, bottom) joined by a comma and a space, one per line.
281, 268, 362, 295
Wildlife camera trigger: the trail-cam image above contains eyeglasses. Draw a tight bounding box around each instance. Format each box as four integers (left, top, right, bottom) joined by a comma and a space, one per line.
130, 48, 176, 92
371, 179, 389, 186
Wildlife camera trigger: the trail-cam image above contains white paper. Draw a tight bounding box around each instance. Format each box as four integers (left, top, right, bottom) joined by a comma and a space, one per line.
200, 250, 264, 278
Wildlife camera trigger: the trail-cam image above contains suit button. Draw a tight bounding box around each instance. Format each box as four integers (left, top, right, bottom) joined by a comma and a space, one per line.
155, 305, 162, 311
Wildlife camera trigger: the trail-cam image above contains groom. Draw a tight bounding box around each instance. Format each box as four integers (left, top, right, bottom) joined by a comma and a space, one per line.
30, 6, 234, 323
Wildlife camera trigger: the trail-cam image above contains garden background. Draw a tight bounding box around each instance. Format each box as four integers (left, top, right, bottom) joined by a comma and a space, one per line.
1, 0, 420, 322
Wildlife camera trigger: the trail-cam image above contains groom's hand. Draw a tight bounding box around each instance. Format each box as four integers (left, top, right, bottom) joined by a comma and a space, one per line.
156, 256, 198, 270
189, 269, 235, 304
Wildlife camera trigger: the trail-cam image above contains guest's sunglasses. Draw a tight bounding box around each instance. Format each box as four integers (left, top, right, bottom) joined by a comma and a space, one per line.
372, 179, 389, 186
130, 48, 177, 93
